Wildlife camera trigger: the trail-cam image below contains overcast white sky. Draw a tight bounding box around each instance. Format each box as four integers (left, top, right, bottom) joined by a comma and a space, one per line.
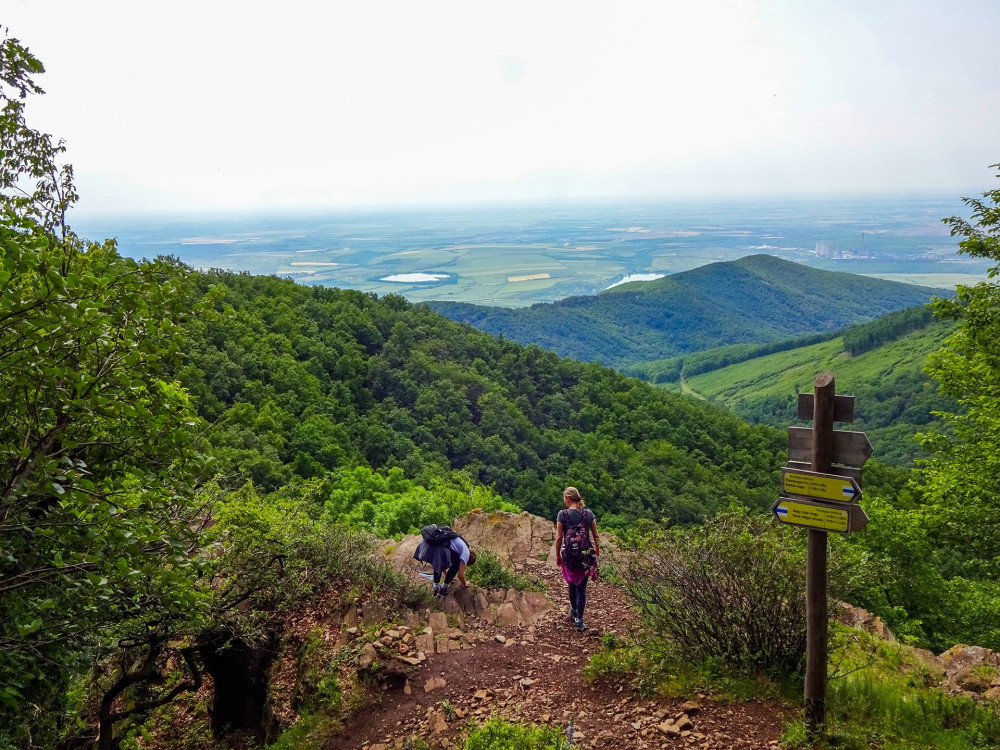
5, 0, 1000, 214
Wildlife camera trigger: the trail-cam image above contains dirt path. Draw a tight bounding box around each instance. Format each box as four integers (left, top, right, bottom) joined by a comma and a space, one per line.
678, 374, 706, 401
324, 565, 788, 749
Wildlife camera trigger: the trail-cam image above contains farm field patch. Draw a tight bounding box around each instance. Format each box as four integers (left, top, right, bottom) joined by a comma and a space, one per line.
74, 197, 985, 306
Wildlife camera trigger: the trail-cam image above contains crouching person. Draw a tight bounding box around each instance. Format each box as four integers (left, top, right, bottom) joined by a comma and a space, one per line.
414, 524, 477, 596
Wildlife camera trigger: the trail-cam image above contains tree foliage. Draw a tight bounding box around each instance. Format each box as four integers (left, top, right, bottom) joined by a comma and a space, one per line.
919, 164, 1000, 572
842, 304, 935, 357
174, 270, 786, 529
0, 32, 215, 746
319, 466, 517, 539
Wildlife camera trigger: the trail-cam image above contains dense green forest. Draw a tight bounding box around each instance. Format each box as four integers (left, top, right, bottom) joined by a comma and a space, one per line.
625, 331, 842, 384
174, 269, 785, 527
428, 254, 941, 368
841, 304, 937, 356
5, 31, 1000, 750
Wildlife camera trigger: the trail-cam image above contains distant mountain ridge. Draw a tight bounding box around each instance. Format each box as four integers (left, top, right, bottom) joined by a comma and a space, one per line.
427, 255, 945, 368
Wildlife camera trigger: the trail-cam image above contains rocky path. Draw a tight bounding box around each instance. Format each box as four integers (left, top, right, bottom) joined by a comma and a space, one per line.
324, 563, 788, 750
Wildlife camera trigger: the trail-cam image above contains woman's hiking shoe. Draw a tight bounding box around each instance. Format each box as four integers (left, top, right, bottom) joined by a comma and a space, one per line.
434, 583, 448, 597
575, 617, 586, 631
568, 606, 578, 621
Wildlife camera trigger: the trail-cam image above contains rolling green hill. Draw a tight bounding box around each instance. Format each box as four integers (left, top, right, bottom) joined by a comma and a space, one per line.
427, 255, 944, 369
683, 317, 958, 466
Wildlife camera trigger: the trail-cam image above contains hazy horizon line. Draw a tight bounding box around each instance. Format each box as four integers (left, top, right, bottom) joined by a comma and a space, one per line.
69, 188, 976, 223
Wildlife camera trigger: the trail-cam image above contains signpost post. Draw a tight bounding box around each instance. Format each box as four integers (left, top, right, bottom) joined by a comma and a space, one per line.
805, 373, 834, 739
775, 373, 871, 741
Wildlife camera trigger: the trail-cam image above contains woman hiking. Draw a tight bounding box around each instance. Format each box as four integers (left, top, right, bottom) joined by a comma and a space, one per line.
554, 486, 599, 631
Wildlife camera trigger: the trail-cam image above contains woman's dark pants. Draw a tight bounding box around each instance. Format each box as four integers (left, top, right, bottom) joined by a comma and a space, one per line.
568, 579, 588, 617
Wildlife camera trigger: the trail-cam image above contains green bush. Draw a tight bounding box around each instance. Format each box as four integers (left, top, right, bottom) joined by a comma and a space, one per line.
466, 549, 543, 591
464, 718, 567, 750
582, 639, 658, 696
210, 481, 429, 618
265, 712, 340, 750
616, 509, 807, 675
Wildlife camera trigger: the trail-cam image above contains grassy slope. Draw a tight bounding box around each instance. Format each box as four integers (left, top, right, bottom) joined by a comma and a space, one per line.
428, 255, 942, 369
684, 321, 957, 466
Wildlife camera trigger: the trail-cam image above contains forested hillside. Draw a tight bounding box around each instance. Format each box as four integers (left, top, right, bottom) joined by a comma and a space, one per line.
175, 270, 785, 527
624, 305, 939, 385
428, 254, 942, 368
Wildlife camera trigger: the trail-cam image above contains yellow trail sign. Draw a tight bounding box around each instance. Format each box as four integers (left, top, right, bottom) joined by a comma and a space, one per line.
773, 498, 848, 532
771, 497, 868, 535
781, 468, 861, 504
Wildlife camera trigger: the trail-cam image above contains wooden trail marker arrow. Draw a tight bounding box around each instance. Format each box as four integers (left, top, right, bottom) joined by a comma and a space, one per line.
787, 426, 873, 467
781, 467, 862, 504
798, 393, 855, 423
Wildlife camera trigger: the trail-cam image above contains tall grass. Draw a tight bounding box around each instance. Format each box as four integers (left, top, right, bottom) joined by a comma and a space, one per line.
783, 675, 1000, 749
782, 629, 1000, 750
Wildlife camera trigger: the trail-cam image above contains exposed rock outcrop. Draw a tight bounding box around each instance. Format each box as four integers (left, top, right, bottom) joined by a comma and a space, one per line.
381, 510, 556, 572
939, 644, 1000, 697
835, 604, 1000, 700
454, 510, 555, 563
380, 511, 556, 627
835, 602, 897, 642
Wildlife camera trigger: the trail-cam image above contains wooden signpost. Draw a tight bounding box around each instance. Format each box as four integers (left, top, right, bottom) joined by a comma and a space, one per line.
772, 373, 871, 740
786, 426, 873, 466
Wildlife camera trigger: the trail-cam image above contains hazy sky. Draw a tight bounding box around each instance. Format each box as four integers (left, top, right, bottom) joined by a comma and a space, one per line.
5, 0, 1000, 214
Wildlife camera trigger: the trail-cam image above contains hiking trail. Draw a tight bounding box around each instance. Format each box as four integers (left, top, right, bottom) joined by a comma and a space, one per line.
323, 559, 788, 749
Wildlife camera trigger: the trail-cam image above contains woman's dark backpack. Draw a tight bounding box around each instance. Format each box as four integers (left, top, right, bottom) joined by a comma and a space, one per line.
561, 509, 596, 572
420, 524, 460, 546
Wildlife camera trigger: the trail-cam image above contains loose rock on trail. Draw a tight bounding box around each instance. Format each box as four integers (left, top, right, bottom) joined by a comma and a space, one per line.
324, 560, 787, 749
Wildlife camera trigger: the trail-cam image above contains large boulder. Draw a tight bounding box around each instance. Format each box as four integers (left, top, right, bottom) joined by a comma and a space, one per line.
381, 535, 424, 573
454, 510, 555, 564
380, 510, 556, 571
938, 644, 1000, 679
938, 645, 1000, 695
